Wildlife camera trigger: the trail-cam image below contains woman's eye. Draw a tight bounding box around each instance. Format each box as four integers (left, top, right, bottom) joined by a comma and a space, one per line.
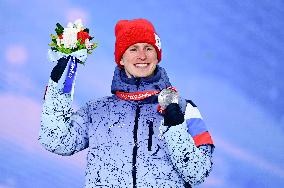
130, 48, 137, 52
146, 47, 153, 51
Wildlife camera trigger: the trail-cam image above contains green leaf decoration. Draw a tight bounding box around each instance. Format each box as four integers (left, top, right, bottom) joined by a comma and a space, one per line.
48, 42, 56, 47
50, 34, 57, 39
55, 23, 64, 35
52, 38, 57, 44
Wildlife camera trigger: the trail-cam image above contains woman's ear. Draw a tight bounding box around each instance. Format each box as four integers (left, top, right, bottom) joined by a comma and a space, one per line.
120, 58, 124, 66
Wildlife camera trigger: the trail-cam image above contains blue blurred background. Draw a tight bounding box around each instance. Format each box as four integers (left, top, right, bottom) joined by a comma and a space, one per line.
0, 0, 283, 187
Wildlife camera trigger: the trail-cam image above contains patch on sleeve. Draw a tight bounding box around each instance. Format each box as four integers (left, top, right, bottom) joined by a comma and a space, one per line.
186, 118, 207, 137
193, 131, 214, 146
185, 101, 214, 146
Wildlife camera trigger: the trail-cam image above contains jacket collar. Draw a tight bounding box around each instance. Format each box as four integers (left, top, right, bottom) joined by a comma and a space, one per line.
111, 65, 172, 94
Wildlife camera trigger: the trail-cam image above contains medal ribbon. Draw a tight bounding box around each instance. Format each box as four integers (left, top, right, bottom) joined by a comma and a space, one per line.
116, 90, 160, 101
116, 86, 177, 101
115, 86, 177, 113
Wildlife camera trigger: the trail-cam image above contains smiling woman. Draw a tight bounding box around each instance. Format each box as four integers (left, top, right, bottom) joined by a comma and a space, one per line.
39, 18, 214, 188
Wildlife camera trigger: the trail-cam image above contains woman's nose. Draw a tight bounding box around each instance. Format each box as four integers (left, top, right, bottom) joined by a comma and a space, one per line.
137, 50, 146, 60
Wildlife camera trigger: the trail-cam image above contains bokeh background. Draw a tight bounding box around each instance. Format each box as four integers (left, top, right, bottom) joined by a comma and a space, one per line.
0, 0, 283, 187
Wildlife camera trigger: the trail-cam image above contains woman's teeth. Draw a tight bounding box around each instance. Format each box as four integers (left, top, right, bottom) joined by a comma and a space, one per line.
135, 64, 148, 67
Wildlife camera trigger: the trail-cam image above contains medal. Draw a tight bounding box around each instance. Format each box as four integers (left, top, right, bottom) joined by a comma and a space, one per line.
158, 87, 179, 111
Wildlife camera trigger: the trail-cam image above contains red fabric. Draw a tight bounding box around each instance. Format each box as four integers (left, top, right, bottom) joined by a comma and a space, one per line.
157, 105, 165, 114
193, 131, 214, 147
114, 18, 162, 66
167, 86, 177, 92
116, 90, 159, 101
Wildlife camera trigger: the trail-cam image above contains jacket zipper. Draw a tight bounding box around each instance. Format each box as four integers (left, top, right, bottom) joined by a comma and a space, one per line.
132, 104, 140, 188
132, 78, 141, 188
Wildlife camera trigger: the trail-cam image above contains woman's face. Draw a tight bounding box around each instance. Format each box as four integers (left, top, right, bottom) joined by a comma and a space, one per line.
120, 43, 158, 78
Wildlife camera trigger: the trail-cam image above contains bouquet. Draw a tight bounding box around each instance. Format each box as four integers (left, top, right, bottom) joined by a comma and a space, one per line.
48, 19, 98, 64
47, 19, 97, 93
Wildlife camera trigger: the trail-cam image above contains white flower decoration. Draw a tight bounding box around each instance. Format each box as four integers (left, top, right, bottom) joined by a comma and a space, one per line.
62, 27, 78, 49
85, 38, 92, 49
67, 22, 74, 28
74, 19, 84, 30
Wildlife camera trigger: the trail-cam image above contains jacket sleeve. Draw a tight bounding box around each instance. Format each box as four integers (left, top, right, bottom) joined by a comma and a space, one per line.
159, 100, 214, 185
39, 78, 90, 156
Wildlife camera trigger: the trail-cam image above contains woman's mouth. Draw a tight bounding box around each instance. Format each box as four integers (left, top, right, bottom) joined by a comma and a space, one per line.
134, 63, 149, 68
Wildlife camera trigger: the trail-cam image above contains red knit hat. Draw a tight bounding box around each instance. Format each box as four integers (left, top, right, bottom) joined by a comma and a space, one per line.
114, 18, 162, 66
